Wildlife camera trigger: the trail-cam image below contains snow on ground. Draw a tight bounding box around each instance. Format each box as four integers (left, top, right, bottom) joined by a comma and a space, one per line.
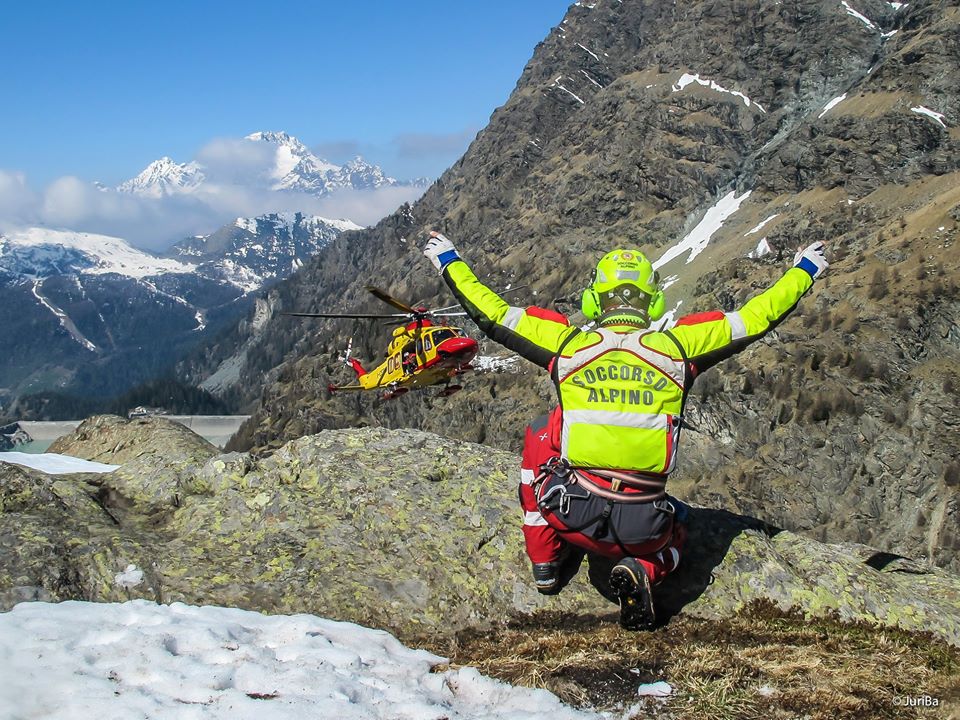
748, 237, 773, 259
658, 300, 684, 330
474, 355, 522, 373
911, 105, 948, 128
580, 69, 604, 88
841, 1, 878, 30
671, 73, 766, 113
236, 217, 259, 234
550, 76, 586, 104
744, 214, 779, 236
0, 451, 119, 475
654, 190, 752, 269
0, 600, 602, 720
659, 274, 680, 291
576, 43, 600, 61
818, 93, 847, 118
30, 279, 98, 352
214, 257, 264, 293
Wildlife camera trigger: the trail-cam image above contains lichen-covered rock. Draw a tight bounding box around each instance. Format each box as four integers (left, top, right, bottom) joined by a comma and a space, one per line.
49, 414, 219, 521
4, 423, 960, 646
4, 425, 610, 633
0, 460, 141, 609
49, 414, 217, 467
146, 427, 612, 633
652, 508, 960, 644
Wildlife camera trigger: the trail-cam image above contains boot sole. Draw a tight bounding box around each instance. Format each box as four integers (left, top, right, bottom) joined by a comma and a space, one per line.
609, 564, 656, 631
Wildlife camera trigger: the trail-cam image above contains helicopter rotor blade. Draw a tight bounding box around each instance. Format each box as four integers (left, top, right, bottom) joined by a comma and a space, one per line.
431, 284, 528, 314
282, 312, 409, 320
498, 283, 529, 297
365, 286, 418, 314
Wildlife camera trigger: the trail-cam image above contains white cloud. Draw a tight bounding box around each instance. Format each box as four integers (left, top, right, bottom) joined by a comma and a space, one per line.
195, 137, 275, 184
308, 128, 477, 182
0, 127, 438, 251
312, 140, 363, 164
0, 173, 425, 252
0, 170, 39, 229
42, 176, 113, 227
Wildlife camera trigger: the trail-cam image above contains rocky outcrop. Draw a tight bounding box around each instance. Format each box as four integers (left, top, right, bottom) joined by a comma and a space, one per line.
0, 423, 31, 451
3, 419, 959, 646
45, 415, 219, 524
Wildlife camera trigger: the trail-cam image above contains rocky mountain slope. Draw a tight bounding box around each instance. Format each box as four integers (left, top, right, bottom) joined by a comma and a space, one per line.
0, 212, 356, 412
188, 0, 958, 572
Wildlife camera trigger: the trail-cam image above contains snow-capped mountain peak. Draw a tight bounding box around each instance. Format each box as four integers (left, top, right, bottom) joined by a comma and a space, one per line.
244, 130, 350, 192
334, 155, 395, 190
164, 211, 362, 291
115, 131, 404, 199
117, 157, 205, 197
0, 212, 358, 387
244, 130, 303, 148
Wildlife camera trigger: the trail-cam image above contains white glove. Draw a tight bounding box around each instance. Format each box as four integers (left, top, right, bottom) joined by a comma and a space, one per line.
793, 241, 828, 280
423, 231, 460, 273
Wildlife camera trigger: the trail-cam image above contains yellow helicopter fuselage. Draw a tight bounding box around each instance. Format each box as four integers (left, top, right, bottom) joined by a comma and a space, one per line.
347, 321, 479, 395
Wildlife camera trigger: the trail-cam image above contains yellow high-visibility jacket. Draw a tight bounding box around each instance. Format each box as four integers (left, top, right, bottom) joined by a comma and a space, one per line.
442, 260, 813, 473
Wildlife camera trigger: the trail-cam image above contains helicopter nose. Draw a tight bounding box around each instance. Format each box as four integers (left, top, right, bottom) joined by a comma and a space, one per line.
437, 337, 478, 360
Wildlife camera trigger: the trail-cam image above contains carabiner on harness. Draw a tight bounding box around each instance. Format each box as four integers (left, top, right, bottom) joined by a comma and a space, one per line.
538, 481, 591, 515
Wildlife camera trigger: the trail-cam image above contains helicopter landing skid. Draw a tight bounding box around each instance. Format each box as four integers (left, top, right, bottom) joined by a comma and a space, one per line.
381, 386, 409, 401
438, 384, 463, 398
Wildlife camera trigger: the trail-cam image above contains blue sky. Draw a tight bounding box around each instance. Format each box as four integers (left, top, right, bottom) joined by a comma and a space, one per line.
2, 1, 571, 186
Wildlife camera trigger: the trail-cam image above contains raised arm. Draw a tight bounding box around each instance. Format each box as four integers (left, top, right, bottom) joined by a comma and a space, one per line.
424, 232, 576, 369
645, 242, 828, 375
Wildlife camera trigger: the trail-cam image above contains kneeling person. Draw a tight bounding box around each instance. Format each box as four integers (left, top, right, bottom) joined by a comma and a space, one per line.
423, 232, 827, 629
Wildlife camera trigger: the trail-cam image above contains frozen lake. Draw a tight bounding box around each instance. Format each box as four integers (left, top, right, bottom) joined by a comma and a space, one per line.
9, 416, 249, 453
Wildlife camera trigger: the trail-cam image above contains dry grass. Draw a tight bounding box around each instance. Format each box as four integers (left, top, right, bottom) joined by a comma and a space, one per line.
424, 603, 960, 720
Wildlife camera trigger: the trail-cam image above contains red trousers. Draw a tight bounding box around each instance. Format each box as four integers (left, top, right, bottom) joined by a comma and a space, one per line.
519, 412, 687, 585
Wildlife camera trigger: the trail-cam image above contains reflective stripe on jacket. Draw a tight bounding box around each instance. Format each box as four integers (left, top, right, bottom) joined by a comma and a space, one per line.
442, 260, 814, 473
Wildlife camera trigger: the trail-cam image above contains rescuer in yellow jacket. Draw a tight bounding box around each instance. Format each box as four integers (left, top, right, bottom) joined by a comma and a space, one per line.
424, 230, 828, 630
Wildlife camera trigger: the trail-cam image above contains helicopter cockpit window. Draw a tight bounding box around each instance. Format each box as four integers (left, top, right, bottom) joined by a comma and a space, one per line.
430, 329, 457, 344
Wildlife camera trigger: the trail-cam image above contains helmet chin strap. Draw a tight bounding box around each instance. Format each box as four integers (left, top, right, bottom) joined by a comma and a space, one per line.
598, 305, 650, 328
597, 287, 651, 327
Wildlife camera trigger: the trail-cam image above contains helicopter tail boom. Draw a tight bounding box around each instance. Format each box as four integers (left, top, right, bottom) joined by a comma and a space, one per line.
328, 382, 366, 393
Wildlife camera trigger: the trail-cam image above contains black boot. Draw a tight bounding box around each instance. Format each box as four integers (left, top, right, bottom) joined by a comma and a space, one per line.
531, 546, 584, 595
532, 561, 562, 593
609, 557, 656, 630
